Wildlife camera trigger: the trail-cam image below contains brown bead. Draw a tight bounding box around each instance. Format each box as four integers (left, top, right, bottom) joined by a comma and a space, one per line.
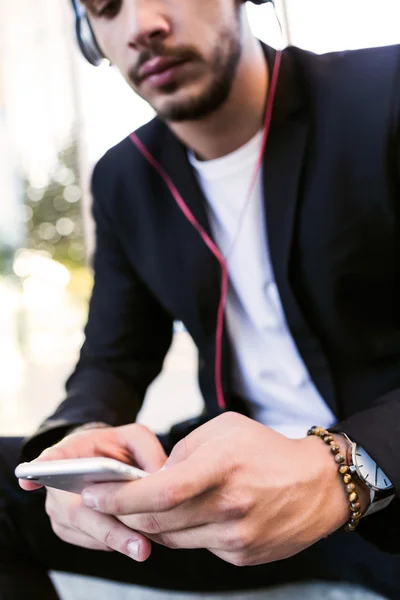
335, 454, 345, 464
323, 435, 332, 443
343, 474, 352, 484
350, 502, 361, 512
349, 519, 359, 528
346, 483, 356, 493
339, 465, 349, 475
346, 523, 357, 532
349, 492, 358, 503
352, 511, 362, 520
330, 444, 340, 454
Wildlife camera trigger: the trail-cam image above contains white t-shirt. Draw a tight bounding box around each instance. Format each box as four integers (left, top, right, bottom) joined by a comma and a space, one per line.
188, 132, 335, 438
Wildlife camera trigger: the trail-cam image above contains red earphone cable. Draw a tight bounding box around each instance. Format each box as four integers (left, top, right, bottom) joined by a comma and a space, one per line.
130, 49, 282, 411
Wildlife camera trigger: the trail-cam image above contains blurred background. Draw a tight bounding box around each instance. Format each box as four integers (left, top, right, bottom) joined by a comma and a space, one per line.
1, 0, 400, 439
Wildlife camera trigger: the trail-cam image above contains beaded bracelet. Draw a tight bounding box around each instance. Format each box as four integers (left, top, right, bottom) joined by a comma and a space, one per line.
307, 426, 362, 532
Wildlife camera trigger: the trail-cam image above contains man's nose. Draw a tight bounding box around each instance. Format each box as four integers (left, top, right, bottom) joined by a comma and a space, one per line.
122, 1, 171, 50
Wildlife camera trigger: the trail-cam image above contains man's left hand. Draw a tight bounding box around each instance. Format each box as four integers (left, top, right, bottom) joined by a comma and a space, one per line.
81, 412, 349, 566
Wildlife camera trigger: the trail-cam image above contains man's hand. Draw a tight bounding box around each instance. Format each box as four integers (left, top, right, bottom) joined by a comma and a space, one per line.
81, 412, 350, 567
18, 424, 167, 561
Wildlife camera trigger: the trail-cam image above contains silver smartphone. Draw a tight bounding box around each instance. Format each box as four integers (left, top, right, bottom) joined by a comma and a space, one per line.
15, 457, 148, 494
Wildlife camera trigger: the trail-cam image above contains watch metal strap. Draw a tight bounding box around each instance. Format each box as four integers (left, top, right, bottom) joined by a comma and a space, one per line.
363, 494, 395, 518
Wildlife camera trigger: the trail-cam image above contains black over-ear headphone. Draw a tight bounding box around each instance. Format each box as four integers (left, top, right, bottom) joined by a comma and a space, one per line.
70, 0, 274, 67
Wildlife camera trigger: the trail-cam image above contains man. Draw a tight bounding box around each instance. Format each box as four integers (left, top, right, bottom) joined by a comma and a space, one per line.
1, 0, 400, 598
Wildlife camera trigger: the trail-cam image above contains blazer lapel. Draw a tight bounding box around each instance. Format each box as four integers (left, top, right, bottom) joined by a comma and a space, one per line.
263, 47, 337, 415
146, 43, 337, 416
157, 125, 233, 407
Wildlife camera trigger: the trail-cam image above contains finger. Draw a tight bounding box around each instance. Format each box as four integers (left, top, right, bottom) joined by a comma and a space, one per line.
51, 523, 114, 552
19, 479, 43, 491
70, 502, 152, 562
116, 491, 223, 534
137, 522, 231, 552
116, 425, 167, 473
82, 444, 220, 515
18, 446, 69, 491
34, 445, 69, 461
117, 509, 206, 536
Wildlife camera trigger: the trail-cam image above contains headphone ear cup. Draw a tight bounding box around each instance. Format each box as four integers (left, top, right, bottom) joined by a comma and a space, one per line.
72, 0, 106, 66
76, 14, 106, 66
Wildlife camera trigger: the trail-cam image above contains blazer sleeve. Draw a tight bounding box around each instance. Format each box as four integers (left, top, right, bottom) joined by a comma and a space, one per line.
327, 60, 400, 554
20, 159, 174, 462
329, 390, 400, 554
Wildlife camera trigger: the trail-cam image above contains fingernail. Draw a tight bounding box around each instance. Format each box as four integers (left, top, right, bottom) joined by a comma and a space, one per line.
82, 492, 98, 509
127, 540, 140, 560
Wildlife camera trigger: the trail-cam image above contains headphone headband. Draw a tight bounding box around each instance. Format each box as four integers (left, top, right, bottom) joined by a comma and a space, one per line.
70, 0, 274, 67
71, 0, 105, 66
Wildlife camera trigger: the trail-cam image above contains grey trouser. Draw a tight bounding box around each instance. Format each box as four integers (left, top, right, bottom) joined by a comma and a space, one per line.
51, 574, 388, 600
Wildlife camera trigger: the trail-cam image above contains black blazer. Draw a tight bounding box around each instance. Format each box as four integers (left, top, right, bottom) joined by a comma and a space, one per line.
23, 43, 400, 555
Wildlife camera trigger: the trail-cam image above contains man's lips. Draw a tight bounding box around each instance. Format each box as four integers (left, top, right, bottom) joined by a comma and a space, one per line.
138, 56, 189, 82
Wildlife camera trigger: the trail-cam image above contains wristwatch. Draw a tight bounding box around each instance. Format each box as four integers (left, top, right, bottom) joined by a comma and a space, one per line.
341, 433, 395, 518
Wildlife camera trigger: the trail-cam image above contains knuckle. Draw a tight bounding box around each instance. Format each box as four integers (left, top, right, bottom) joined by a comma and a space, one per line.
103, 528, 117, 548
38, 446, 66, 461
159, 533, 178, 550
169, 438, 189, 462
229, 552, 249, 568
215, 495, 233, 519
51, 522, 69, 542
224, 524, 253, 552
224, 503, 246, 521
105, 493, 122, 515
235, 525, 254, 551
67, 504, 81, 528
217, 493, 252, 521
235, 493, 254, 518
220, 411, 243, 426
44, 496, 54, 518
98, 488, 131, 515
45, 492, 63, 521
124, 423, 149, 438
134, 423, 149, 434
141, 513, 162, 535
158, 484, 183, 511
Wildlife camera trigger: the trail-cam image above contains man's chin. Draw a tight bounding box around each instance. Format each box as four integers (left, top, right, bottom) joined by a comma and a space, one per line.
154, 101, 204, 123
155, 92, 229, 123
136, 71, 231, 122
149, 89, 204, 122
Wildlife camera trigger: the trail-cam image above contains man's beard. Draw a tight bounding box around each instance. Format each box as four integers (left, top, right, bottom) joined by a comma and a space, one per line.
128, 27, 242, 122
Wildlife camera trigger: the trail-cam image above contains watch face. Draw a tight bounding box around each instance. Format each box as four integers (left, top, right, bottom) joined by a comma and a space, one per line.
354, 446, 393, 491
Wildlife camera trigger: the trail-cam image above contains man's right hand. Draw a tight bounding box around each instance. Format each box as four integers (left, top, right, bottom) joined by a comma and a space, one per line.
18, 424, 167, 561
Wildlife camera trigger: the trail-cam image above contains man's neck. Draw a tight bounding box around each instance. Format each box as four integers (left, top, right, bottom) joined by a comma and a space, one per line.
168, 36, 269, 162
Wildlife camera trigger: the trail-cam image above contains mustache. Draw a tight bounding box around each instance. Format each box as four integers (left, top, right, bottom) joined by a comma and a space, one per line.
128, 45, 200, 85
